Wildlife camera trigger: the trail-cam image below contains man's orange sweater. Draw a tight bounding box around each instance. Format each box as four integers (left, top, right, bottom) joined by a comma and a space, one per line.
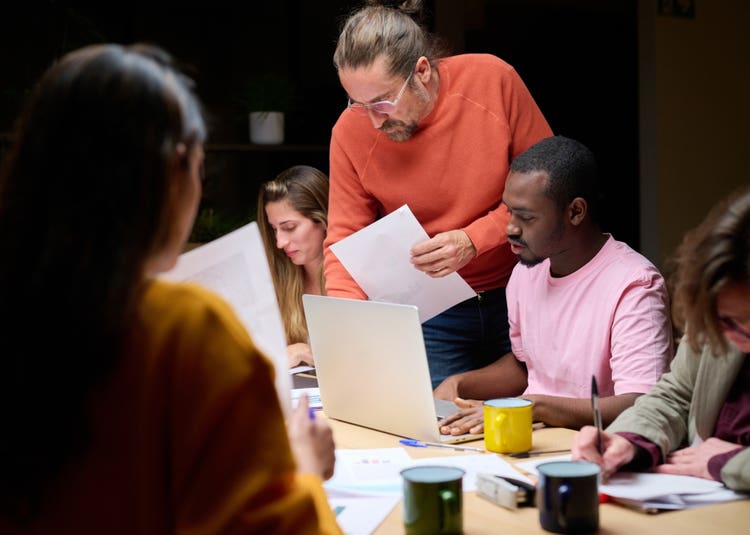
325, 53, 553, 298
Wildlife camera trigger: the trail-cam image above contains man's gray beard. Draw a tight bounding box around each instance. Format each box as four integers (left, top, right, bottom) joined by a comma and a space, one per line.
381, 120, 418, 142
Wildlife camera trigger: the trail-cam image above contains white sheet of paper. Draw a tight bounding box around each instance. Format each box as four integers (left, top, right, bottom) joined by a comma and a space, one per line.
325, 448, 532, 496
326, 448, 412, 495
160, 223, 290, 414
329, 205, 475, 323
291, 387, 322, 409
326, 492, 400, 535
515, 455, 748, 510
514, 454, 572, 475
600, 472, 726, 500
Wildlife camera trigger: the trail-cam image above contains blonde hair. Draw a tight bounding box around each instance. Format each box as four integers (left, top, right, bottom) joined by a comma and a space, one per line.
257, 166, 328, 344
333, 0, 446, 78
670, 186, 750, 354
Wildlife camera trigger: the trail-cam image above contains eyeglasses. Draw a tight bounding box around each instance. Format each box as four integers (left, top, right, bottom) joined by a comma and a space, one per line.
347, 71, 414, 115
719, 315, 750, 340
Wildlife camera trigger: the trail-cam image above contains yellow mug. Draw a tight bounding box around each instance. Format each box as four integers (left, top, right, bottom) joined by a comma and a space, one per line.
483, 398, 533, 454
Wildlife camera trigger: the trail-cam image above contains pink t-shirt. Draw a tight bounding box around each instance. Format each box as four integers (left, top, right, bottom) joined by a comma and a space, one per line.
507, 235, 673, 398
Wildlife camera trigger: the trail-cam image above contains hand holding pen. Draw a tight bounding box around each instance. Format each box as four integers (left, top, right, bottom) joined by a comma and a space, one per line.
571, 378, 639, 479
571, 426, 639, 480
288, 393, 336, 480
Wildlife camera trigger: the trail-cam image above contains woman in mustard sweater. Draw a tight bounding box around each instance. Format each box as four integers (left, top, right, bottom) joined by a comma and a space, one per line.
0, 43, 341, 534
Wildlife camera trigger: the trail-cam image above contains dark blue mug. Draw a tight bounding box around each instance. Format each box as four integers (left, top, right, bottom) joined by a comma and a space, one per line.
537, 460, 600, 534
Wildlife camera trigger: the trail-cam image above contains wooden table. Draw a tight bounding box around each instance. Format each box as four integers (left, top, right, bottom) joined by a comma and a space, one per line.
326, 416, 749, 534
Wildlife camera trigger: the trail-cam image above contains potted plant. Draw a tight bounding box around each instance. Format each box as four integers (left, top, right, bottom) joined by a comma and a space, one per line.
240, 73, 295, 145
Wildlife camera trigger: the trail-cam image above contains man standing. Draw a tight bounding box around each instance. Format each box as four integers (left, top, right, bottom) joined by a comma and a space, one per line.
325, 0, 553, 387
436, 136, 673, 431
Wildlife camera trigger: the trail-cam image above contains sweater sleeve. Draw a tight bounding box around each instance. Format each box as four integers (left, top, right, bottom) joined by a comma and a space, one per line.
461, 66, 552, 254
718, 446, 750, 491
170, 292, 343, 534
606, 340, 698, 460
296, 474, 343, 535
323, 133, 372, 299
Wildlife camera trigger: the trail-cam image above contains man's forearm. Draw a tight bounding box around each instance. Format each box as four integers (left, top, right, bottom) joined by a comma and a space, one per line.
525, 393, 642, 429
457, 353, 527, 400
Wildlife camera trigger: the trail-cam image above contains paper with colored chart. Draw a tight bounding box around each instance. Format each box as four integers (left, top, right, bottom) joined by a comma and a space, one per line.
324, 448, 533, 496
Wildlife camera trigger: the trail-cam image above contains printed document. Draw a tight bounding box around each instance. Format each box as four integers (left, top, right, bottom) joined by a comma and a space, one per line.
160, 223, 290, 413
329, 205, 475, 323
516, 455, 749, 511
325, 448, 533, 496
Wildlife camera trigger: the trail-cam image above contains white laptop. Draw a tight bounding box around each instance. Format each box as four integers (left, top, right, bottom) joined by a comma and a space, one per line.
302, 294, 482, 444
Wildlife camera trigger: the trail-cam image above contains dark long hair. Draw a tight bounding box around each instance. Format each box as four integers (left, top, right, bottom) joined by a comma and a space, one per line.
0, 43, 206, 522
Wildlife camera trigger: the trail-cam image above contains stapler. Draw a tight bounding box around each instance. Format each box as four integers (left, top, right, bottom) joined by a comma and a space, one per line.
476, 473, 536, 510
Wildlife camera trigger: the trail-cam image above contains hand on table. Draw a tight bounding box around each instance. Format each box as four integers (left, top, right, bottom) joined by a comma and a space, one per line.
410, 230, 476, 278
287, 394, 335, 480
438, 398, 484, 435
655, 437, 743, 480
287, 342, 314, 368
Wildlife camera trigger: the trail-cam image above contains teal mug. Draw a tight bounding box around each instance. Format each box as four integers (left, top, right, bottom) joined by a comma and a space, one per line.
536, 460, 601, 534
401, 465, 464, 535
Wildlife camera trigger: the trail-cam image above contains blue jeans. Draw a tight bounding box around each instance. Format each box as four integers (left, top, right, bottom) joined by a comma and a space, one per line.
422, 287, 511, 389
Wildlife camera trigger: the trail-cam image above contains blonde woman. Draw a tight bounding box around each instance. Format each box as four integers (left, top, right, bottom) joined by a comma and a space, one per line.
258, 166, 329, 368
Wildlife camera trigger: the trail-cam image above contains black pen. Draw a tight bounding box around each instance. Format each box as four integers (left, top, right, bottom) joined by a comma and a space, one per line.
591, 375, 603, 455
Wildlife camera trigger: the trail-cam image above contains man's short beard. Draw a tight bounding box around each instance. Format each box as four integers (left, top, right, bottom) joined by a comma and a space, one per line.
518, 256, 544, 267
380, 119, 418, 142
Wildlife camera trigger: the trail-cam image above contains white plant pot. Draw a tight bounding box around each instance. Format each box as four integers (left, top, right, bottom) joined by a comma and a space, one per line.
249, 111, 284, 145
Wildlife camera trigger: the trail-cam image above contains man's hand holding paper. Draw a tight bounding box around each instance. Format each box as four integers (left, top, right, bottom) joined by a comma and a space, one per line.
329, 205, 475, 323
410, 229, 477, 278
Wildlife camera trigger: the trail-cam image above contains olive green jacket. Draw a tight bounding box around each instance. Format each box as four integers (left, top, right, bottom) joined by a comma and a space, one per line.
607, 340, 750, 491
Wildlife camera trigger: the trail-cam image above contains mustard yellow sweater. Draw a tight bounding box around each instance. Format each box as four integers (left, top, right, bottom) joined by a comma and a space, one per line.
1, 281, 341, 534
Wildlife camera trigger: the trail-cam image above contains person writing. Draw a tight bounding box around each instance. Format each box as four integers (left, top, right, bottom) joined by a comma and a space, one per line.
325, 0, 553, 387
573, 186, 750, 491
436, 136, 673, 432
0, 44, 341, 534
258, 166, 329, 368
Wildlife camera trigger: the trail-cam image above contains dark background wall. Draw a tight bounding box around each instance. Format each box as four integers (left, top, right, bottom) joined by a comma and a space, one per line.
1, 3, 356, 144
454, 1, 638, 248
1, 1, 639, 248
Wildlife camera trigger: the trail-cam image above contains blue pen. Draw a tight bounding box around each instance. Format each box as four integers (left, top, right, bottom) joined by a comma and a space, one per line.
308, 407, 316, 421
399, 438, 485, 453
